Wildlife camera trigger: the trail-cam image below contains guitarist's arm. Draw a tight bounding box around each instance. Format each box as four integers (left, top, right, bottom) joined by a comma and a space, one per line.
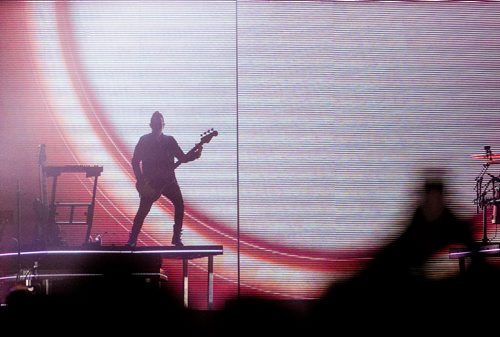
173, 138, 203, 166
131, 136, 145, 183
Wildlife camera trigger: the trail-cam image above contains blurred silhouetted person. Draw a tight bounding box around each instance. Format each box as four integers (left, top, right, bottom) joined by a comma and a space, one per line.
312, 174, 483, 334
366, 179, 476, 277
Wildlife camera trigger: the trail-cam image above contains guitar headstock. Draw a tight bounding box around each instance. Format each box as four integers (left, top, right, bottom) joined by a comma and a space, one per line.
199, 128, 218, 145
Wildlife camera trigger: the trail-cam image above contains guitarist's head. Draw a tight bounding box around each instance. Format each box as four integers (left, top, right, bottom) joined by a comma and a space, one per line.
150, 111, 165, 135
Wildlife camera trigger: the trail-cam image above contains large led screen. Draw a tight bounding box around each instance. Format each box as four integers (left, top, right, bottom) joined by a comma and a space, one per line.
1, 1, 500, 309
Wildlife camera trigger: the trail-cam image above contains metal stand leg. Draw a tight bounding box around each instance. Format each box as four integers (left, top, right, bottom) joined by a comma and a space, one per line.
43, 279, 50, 295
85, 175, 99, 244
183, 259, 188, 308
459, 257, 466, 275
208, 256, 214, 310
483, 205, 488, 243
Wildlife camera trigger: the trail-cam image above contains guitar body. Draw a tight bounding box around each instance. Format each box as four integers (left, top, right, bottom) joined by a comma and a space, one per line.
136, 180, 164, 200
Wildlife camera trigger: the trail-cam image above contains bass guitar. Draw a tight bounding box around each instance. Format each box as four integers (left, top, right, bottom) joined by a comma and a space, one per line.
136, 129, 218, 199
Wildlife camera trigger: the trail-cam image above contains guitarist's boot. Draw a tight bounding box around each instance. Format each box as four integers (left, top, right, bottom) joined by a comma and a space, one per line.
126, 221, 141, 247
171, 227, 184, 246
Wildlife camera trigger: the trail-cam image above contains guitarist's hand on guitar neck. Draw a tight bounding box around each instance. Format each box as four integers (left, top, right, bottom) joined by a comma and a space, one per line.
174, 128, 218, 169
187, 143, 203, 162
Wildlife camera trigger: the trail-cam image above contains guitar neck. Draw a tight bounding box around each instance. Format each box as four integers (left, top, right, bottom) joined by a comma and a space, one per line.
173, 129, 217, 169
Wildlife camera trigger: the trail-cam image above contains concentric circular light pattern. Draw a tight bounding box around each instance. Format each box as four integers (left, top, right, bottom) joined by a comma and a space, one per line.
19, 1, 500, 308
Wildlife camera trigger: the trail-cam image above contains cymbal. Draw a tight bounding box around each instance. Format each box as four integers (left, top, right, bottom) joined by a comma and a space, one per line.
471, 154, 500, 159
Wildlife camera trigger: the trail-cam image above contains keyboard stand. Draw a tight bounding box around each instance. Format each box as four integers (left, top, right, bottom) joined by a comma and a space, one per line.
44, 165, 103, 246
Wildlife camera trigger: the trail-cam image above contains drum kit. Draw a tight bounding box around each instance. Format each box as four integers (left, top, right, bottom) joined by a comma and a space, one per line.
472, 146, 500, 242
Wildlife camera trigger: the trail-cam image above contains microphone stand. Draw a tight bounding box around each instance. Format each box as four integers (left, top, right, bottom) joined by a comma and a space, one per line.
16, 180, 21, 283
474, 163, 490, 243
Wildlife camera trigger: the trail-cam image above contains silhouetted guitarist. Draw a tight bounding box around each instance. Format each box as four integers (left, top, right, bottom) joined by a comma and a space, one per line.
127, 111, 204, 247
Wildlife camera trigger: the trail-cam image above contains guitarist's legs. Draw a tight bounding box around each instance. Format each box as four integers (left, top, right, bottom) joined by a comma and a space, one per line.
162, 182, 184, 245
128, 197, 154, 246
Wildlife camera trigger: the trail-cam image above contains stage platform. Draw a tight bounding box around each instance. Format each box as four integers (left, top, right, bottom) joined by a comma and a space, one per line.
449, 243, 500, 273
0, 245, 223, 309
